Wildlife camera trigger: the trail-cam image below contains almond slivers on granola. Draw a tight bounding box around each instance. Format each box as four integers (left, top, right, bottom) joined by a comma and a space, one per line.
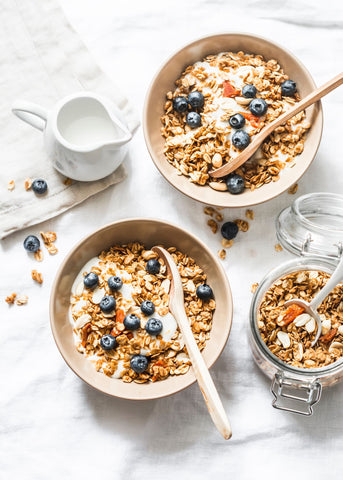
161, 51, 310, 191
258, 270, 343, 368
70, 243, 215, 383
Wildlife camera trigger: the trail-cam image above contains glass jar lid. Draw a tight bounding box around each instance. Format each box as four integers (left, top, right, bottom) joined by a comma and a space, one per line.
276, 192, 343, 260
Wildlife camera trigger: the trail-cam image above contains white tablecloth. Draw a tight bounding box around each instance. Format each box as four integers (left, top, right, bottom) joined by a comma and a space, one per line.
1, 1, 343, 478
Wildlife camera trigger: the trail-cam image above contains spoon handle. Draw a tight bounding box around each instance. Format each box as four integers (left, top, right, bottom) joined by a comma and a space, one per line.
310, 254, 343, 311
172, 300, 232, 440
210, 72, 343, 178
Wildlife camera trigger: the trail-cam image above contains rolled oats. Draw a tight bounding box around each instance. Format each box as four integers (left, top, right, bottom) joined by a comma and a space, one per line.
275, 243, 283, 252
16, 295, 28, 305
246, 209, 254, 220
24, 178, 32, 190
7, 180, 15, 191
288, 183, 298, 194
34, 249, 44, 262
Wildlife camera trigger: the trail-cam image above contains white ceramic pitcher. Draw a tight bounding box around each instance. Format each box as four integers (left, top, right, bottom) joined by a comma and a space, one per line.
12, 92, 132, 181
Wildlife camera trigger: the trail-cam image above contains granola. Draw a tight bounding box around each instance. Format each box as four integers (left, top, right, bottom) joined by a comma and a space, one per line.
161, 51, 310, 192
70, 243, 215, 383
258, 270, 343, 368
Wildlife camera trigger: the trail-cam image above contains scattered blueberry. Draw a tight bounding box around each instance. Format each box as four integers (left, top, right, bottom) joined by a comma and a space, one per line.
196, 284, 213, 300
83, 272, 99, 289
145, 318, 163, 336
229, 113, 245, 129
100, 334, 117, 351
140, 300, 155, 316
232, 130, 250, 150
146, 259, 160, 275
281, 79, 297, 97
221, 221, 239, 240
32, 179, 48, 195
173, 96, 189, 113
188, 91, 204, 109
124, 313, 141, 331
23, 235, 40, 253
226, 174, 245, 194
99, 295, 116, 313
130, 354, 149, 374
249, 98, 268, 117
242, 84, 257, 98
107, 276, 123, 291
186, 111, 201, 129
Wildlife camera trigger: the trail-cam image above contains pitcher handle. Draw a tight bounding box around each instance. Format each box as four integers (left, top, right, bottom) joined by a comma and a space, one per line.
12, 101, 48, 131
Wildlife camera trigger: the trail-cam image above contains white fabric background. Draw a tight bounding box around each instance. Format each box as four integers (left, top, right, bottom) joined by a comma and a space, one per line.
1, 0, 343, 478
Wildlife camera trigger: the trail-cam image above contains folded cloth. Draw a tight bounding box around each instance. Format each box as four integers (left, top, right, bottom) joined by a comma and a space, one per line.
0, 0, 139, 239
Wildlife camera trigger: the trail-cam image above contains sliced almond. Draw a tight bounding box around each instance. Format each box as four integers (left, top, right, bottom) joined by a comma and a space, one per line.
277, 331, 291, 348
305, 317, 316, 333
75, 281, 84, 297
321, 318, 331, 335
294, 313, 311, 327
329, 341, 343, 353
294, 343, 303, 361
91, 287, 106, 304
74, 314, 92, 329
235, 96, 251, 106
212, 153, 223, 168
161, 278, 170, 294
209, 181, 227, 191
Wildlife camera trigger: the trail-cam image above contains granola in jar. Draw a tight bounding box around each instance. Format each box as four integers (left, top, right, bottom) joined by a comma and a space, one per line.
161, 51, 310, 193
70, 243, 215, 383
258, 270, 343, 368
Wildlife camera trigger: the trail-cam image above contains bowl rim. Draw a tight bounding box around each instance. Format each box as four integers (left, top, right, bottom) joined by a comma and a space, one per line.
143, 31, 324, 208
49, 217, 233, 400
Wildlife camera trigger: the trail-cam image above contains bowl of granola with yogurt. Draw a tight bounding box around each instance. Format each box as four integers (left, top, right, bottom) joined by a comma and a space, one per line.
50, 219, 232, 400
143, 33, 323, 207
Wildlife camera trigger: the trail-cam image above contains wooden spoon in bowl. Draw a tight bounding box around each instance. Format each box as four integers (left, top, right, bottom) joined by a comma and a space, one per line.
152, 246, 232, 440
209, 72, 343, 179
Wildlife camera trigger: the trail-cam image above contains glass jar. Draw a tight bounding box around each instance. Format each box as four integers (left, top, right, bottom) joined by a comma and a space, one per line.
249, 193, 343, 415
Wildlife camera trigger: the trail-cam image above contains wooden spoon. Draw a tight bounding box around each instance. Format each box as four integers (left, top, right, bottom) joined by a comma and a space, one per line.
152, 246, 232, 440
210, 72, 343, 178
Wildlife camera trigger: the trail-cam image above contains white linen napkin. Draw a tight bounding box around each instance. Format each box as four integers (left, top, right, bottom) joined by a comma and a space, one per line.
0, 0, 139, 239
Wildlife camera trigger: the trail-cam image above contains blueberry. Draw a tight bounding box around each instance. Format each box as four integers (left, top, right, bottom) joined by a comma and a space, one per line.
242, 84, 257, 98
249, 98, 268, 117
145, 318, 163, 336
232, 130, 250, 150
100, 334, 117, 351
221, 221, 239, 240
226, 174, 245, 194
124, 313, 141, 331
140, 300, 155, 316
83, 272, 99, 289
146, 259, 160, 275
23, 235, 40, 253
281, 79, 297, 97
188, 91, 204, 109
229, 113, 245, 129
196, 284, 213, 300
173, 96, 188, 113
32, 179, 48, 195
99, 295, 116, 313
130, 354, 149, 374
186, 111, 201, 129
107, 276, 123, 291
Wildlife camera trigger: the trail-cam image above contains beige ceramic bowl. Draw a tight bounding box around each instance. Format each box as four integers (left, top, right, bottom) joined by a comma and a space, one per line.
143, 33, 323, 208
50, 218, 232, 400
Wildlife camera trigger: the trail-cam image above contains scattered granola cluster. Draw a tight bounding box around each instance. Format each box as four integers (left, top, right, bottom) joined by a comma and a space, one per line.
258, 270, 343, 368
161, 52, 310, 192
5, 293, 28, 306
70, 243, 215, 383
204, 206, 252, 258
